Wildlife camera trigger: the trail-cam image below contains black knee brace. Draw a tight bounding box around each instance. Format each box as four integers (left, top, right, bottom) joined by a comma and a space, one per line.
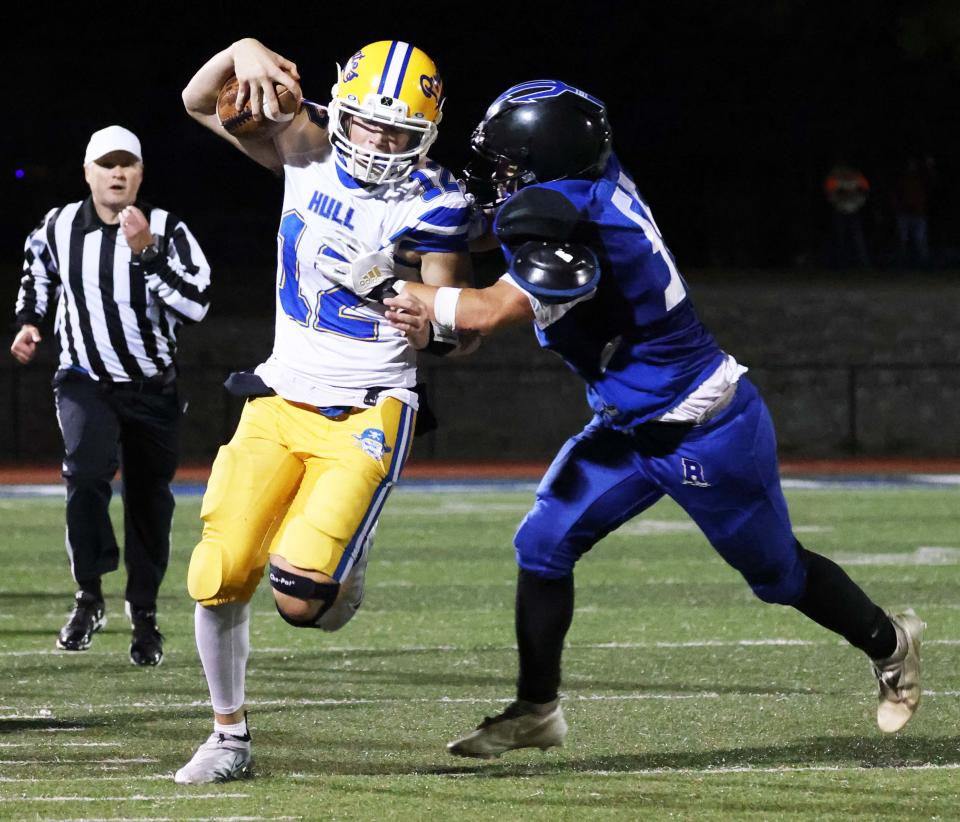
268, 563, 340, 628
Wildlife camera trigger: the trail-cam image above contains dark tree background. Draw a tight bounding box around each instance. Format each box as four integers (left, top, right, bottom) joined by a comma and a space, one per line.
5, 0, 960, 291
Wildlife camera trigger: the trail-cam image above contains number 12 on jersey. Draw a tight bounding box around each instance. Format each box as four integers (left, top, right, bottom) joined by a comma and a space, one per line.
277, 211, 379, 341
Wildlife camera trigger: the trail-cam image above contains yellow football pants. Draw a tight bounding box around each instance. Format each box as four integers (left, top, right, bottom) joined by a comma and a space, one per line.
187, 395, 415, 606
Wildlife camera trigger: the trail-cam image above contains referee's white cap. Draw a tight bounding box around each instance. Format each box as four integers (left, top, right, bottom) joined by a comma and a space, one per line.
84, 126, 142, 165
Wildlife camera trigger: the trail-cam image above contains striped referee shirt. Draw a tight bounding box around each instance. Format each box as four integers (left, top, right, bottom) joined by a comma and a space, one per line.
16, 197, 210, 382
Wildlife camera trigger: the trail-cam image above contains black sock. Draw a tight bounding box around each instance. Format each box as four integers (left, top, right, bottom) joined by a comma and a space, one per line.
77, 577, 103, 601
792, 546, 897, 659
515, 569, 575, 704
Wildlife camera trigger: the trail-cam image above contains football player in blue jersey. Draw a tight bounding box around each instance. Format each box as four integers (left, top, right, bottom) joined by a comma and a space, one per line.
375, 81, 925, 758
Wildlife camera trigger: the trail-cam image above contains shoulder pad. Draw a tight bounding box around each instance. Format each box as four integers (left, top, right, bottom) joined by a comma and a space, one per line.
508, 240, 599, 305
495, 187, 581, 246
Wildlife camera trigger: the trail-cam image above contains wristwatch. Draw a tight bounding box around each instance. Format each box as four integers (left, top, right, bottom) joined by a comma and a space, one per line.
138, 242, 162, 266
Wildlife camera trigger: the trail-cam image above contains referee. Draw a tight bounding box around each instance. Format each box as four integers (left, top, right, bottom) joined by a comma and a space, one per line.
10, 125, 211, 666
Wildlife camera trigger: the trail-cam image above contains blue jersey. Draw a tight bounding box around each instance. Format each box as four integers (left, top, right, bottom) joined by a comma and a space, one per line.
495, 154, 724, 429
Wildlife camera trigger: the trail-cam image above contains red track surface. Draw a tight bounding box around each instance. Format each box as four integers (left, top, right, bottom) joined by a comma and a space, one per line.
1, 459, 959, 485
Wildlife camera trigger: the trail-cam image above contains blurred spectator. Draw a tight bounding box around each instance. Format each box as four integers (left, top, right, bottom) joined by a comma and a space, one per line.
893, 156, 935, 267
825, 162, 871, 267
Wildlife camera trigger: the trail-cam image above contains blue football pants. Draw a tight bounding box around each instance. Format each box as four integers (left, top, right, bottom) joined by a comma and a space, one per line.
514, 378, 807, 605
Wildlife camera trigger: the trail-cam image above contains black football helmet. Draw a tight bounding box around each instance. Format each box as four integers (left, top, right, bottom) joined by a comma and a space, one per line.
464, 80, 613, 208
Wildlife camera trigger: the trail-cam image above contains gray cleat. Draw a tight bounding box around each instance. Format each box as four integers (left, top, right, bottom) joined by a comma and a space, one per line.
447, 699, 567, 759
873, 609, 925, 733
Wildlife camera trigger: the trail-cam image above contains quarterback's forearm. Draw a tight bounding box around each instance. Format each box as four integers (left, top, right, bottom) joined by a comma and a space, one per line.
182, 40, 287, 173
182, 45, 237, 118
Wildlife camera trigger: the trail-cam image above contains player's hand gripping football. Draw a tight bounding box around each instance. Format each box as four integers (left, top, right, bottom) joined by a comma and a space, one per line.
231, 38, 302, 122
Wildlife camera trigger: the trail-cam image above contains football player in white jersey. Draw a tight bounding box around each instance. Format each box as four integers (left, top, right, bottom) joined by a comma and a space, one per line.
175, 38, 471, 783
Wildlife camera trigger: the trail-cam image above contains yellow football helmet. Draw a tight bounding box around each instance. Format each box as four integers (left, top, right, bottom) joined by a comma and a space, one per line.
329, 41, 444, 184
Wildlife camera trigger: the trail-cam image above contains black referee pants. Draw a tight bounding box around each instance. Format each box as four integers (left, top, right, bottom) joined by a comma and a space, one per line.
53, 369, 180, 610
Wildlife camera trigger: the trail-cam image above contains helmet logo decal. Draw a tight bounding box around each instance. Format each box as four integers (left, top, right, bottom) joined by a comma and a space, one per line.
496, 79, 605, 109
420, 74, 443, 101
343, 50, 365, 83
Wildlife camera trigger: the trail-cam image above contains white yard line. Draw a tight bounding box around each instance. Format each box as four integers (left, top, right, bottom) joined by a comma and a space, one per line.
0, 794, 249, 802
588, 639, 816, 648
587, 762, 960, 776
0, 775, 172, 783
442, 762, 960, 778
49, 818, 299, 822
5, 686, 960, 719
6, 635, 959, 659
0, 695, 719, 716
8, 689, 960, 723
0, 757, 157, 765
835, 546, 960, 565
0, 742, 117, 748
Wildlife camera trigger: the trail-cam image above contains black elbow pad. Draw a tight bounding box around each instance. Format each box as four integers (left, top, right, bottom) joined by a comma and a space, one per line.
507, 241, 600, 304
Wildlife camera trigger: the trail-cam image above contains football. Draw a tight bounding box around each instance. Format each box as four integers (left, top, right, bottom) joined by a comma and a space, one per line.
216, 75, 299, 138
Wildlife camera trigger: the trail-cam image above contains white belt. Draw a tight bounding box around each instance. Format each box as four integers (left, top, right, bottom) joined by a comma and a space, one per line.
693, 381, 738, 426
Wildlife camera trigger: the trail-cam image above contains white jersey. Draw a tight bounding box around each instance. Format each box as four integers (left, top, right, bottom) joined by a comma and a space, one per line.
256, 124, 469, 409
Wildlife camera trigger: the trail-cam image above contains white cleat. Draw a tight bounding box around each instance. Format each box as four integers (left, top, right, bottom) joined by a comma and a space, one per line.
174, 732, 253, 784
873, 609, 925, 733
447, 700, 567, 759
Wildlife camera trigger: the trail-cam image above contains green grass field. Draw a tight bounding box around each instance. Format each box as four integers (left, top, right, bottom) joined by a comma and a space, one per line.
1, 484, 958, 821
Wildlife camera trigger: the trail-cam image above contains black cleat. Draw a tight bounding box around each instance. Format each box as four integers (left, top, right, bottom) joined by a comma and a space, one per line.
127, 604, 164, 666
56, 591, 106, 651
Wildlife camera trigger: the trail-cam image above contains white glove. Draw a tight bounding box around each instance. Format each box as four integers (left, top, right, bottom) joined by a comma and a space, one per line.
315, 238, 397, 299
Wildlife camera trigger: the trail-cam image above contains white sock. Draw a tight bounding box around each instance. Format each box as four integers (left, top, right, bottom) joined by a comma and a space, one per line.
214, 718, 249, 739
194, 600, 250, 716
